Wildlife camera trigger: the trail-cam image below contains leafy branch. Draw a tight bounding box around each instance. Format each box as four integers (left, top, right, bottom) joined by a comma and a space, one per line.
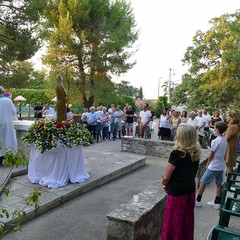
0, 150, 41, 238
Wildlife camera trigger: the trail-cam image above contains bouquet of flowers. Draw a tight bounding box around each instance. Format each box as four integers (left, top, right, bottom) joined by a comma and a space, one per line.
22, 120, 94, 153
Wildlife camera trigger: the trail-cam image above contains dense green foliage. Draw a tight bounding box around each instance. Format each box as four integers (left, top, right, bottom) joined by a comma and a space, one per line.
115, 81, 143, 99
0, 62, 47, 89
155, 96, 170, 117
114, 95, 136, 110
0, 0, 47, 84
46, 72, 139, 109
172, 10, 240, 112
43, 0, 139, 108
10, 89, 52, 105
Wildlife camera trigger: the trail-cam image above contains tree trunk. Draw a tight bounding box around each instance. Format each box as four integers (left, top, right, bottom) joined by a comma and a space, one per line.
82, 94, 94, 108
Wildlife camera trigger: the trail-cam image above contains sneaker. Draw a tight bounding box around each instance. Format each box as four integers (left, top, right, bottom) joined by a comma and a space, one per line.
195, 200, 202, 207
207, 201, 221, 210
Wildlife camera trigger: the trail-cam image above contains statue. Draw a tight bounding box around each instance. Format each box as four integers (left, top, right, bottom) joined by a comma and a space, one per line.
55, 74, 67, 123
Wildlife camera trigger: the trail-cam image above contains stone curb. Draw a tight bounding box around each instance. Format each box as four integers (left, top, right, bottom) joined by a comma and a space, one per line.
2, 156, 146, 231
0, 167, 27, 196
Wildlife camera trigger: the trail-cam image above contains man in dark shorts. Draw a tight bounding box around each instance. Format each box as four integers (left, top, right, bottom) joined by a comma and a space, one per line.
34, 102, 43, 120
125, 105, 134, 136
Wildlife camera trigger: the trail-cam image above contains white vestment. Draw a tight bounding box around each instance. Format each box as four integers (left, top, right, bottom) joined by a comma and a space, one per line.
0, 96, 18, 156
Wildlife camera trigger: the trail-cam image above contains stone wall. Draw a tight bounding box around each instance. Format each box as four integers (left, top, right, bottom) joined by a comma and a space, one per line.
106, 138, 209, 240
107, 181, 166, 240
121, 138, 174, 158
121, 137, 209, 187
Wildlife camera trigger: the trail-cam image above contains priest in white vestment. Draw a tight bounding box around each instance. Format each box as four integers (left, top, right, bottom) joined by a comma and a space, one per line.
0, 86, 18, 164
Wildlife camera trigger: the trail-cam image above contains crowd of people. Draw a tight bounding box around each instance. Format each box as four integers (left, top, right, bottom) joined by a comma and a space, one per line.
161, 109, 240, 240
34, 102, 136, 141
1, 84, 240, 240
80, 104, 136, 141
77, 102, 156, 141
34, 102, 239, 153
158, 107, 225, 143
34, 102, 73, 121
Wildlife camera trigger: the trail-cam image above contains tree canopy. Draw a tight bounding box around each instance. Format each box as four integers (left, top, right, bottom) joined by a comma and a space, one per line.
0, 0, 47, 79
0, 61, 47, 89
43, 0, 139, 108
115, 80, 143, 99
172, 10, 240, 112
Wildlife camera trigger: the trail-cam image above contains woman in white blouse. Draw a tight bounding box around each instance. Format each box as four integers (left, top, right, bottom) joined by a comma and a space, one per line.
158, 108, 171, 140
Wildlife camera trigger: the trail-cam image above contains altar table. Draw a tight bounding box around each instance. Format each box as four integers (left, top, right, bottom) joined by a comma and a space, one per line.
28, 144, 89, 189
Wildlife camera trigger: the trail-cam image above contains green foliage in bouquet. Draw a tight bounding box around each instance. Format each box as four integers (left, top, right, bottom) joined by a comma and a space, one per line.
22, 120, 94, 153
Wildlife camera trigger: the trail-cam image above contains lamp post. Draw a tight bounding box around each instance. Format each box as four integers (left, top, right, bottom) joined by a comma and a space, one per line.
14, 96, 26, 120
168, 68, 174, 102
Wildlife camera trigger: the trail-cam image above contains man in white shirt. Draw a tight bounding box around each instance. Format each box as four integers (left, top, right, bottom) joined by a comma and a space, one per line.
139, 103, 152, 139
43, 104, 55, 118
108, 104, 115, 114
203, 108, 212, 137
97, 105, 103, 119
82, 107, 90, 121
187, 111, 198, 129
196, 110, 206, 132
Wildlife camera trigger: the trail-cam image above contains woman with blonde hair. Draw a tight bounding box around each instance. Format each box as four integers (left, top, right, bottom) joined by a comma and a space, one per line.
224, 111, 240, 174
161, 123, 201, 240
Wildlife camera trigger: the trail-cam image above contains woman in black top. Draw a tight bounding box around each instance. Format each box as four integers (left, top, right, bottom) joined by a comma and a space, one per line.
161, 123, 201, 240
210, 111, 222, 142
210, 111, 222, 129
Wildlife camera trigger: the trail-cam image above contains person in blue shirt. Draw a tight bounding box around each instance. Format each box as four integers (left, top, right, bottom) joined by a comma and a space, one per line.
87, 106, 98, 140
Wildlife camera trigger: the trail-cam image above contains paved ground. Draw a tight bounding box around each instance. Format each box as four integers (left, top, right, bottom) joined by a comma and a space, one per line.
0, 138, 239, 240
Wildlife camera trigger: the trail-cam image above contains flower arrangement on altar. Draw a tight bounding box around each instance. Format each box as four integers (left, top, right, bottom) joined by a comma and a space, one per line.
22, 120, 94, 153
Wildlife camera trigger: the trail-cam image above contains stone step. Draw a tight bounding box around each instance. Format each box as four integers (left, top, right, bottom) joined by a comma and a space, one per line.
0, 148, 146, 232
0, 166, 27, 196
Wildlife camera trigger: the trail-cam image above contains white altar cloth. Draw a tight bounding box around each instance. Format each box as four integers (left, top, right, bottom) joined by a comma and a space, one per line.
28, 145, 89, 189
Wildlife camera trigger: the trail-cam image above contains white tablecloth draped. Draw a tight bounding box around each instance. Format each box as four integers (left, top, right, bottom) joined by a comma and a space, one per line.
28, 144, 89, 189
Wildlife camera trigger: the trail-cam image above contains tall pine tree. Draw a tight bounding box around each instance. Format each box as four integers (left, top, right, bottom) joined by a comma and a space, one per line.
43, 0, 139, 107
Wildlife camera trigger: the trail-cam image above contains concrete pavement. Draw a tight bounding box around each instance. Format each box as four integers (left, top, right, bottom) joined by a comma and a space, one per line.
0, 139, 238, 240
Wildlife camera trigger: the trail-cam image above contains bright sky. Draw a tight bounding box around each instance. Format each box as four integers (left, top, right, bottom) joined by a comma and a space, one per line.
32, 1, 239, 100
114, 0, 240, 99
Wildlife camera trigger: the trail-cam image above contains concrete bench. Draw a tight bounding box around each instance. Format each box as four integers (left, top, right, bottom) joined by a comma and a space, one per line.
121, 137, 209, 187
106, 181, 166, 240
